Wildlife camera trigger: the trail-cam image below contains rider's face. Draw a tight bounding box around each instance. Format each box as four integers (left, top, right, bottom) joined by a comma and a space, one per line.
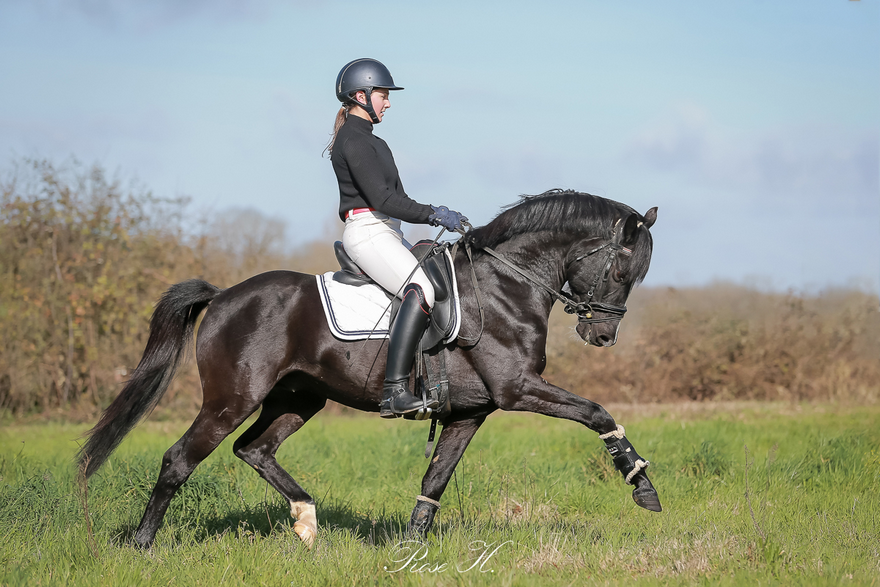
353, 88, 391, 122
371, 89, 390, 122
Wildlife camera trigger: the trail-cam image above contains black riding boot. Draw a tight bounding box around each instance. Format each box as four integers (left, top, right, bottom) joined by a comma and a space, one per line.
380, 284, 439, 418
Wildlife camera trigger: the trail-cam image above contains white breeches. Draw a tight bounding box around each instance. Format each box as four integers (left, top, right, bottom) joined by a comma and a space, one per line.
342, 211, 435, 307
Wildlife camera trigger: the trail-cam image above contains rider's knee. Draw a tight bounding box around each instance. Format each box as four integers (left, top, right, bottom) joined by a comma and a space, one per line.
409, 276, 435, 307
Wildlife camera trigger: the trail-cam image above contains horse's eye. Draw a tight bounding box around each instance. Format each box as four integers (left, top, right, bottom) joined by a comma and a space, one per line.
614, 270, 628, 282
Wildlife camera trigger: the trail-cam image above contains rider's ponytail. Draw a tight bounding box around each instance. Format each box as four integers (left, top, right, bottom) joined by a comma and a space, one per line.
324, 105, 348, 157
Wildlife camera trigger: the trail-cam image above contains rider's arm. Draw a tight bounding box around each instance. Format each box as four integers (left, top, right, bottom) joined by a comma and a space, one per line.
340, 135, 433, 224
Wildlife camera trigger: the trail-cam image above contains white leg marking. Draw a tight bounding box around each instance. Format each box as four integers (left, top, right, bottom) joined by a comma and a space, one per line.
290, 501, 317, 549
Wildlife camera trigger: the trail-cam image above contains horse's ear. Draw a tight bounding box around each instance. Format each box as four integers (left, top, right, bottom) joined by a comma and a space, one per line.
622, 213, 640, 245
642, 207, 658, 229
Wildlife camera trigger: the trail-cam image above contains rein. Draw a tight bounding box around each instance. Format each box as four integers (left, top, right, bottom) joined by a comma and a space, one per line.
453, 222, 629, 346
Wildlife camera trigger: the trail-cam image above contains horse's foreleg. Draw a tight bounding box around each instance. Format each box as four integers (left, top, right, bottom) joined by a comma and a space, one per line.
232, 389, 326, 549
493, 376, 661, 512
133, 399, 259, 548
597, 425, 662, 512
408, 414, 488, 537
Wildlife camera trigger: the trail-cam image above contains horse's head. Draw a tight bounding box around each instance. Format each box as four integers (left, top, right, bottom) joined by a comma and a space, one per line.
565, 207, 657, 347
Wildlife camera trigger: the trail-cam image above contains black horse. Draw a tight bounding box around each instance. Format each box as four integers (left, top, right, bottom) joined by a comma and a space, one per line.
79, 189, 661, 549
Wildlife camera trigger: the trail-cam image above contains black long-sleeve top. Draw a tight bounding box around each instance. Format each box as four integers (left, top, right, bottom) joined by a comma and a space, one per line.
331, 115, 433, 223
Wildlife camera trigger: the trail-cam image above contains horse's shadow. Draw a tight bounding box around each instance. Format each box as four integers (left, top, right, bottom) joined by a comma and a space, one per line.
111, 499, 411, 548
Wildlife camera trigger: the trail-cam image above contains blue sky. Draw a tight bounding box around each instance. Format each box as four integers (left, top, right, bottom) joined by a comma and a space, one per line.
1, 0, 877, 291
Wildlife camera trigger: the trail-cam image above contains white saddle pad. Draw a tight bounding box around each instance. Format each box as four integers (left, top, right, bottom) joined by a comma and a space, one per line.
316, 273, 394, 340
316, 251, 462, 342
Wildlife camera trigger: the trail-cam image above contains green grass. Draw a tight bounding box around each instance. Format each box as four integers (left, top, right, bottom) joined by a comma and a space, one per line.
1, 404, 878, 586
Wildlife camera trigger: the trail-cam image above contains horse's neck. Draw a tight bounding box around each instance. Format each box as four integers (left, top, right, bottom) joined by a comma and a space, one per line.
460, 234, 572, 321
488, 234, 572, 288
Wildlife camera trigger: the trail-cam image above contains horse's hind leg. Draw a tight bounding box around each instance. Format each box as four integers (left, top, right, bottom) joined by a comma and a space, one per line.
132, 397, 261, 548
232, 388, 326, 548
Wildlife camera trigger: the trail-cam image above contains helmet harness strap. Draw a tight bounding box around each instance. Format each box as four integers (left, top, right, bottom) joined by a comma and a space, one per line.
351, 88, 381, 124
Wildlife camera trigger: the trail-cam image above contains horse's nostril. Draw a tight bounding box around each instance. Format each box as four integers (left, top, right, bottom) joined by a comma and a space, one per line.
597, 334, 611, 345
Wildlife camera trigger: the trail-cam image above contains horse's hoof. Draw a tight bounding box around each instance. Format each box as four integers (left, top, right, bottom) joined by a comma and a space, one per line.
293, 521, 317, 549
632, 486, 662, 512
290, 501, 317, 549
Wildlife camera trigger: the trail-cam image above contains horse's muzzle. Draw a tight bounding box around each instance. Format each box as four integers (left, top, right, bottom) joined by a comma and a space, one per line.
577, 320, 621, 347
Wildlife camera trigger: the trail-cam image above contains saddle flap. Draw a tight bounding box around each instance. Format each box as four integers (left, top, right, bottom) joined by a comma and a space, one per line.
414, 242, 458, 349
411, 240, 450, 302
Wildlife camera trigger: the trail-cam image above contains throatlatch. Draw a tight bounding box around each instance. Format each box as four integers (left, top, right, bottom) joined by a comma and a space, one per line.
599, 425, 650, 485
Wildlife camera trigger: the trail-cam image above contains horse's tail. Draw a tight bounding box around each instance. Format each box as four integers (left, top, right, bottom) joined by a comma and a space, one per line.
78, 279, 222, 479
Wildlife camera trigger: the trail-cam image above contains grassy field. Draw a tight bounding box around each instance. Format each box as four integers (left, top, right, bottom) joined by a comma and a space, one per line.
1, 403, 878, 586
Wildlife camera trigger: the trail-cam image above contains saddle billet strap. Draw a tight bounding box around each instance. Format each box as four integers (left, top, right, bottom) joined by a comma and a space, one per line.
421, 347, 449, 457
421, 347, 450, 414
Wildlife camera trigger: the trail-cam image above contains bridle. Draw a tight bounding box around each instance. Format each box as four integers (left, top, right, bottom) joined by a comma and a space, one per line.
454, 221, 631, 345
564, 223, 631, 324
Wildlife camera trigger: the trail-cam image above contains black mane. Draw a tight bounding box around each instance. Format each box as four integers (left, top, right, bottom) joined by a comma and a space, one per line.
467, 189, 653, 283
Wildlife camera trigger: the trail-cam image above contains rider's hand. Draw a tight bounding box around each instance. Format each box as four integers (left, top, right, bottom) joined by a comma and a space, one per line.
428, 205, 468, 231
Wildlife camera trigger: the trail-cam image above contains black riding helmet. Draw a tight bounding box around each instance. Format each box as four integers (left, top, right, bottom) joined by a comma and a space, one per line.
336, 58, 403, 124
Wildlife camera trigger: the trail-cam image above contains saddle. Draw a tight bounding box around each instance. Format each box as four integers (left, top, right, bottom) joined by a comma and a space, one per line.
332, 240, 458, 350
332, 240, 456, 422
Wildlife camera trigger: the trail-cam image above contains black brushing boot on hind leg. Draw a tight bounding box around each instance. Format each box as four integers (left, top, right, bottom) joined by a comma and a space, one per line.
600, 425, 662, 512
380, 283, 439, 418
407, 496, 440, 537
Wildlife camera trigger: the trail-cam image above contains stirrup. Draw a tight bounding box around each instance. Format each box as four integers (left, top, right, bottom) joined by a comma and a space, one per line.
380, 383, 438, 419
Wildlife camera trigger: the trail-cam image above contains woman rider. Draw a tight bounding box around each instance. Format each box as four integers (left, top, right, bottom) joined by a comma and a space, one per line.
328, 58, 467, 419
